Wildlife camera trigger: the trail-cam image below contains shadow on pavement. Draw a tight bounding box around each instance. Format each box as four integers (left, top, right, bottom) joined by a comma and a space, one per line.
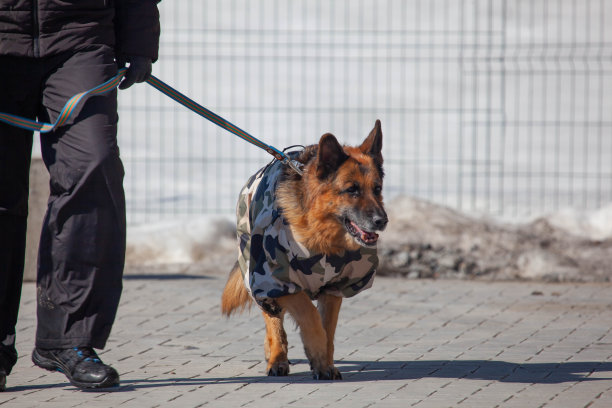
90, 359, 612, 392
337, 360, 612, 383
6, 360, 610, 393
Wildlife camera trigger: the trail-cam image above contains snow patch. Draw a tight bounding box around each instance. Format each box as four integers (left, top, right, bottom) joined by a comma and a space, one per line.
378, 196, 612, 282
543, 204, 612, 241
126, 215, 235, 265
125, 196, 612, 282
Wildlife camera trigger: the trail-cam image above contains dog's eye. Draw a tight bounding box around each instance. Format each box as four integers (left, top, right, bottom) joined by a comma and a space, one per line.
373, 186, 382, 196
345, 184, 360, 195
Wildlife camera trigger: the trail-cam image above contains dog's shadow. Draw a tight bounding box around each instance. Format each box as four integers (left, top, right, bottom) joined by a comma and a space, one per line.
335, 359, 612, 383
120, 359, 612, 390
48, 359, 612, 392
7, 359, 610, 393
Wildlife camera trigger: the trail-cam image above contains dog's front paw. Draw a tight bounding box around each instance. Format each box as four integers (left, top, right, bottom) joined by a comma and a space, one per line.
312, 366, 342, 380
267, 361, 290, 376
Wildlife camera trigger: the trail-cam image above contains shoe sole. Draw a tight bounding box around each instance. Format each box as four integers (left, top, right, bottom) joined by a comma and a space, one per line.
31, 349, 119, 389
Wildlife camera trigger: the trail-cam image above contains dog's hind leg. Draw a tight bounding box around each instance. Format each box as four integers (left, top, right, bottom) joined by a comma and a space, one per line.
277, 292, 340, 380
262, 311, 289, 376
317, 294, 343, 380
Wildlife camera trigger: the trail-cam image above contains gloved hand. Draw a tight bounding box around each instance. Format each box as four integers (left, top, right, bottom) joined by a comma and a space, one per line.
117, 55, 153, 90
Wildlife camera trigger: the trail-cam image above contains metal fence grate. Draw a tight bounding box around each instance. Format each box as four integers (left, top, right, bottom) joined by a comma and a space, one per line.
118, 0, 612, 225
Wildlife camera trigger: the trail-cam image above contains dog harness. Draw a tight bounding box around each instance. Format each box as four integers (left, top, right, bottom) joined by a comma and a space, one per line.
236, 158, 378, 316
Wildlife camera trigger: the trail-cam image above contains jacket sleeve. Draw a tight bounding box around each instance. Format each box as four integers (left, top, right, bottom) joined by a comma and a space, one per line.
114, 0, 161, 62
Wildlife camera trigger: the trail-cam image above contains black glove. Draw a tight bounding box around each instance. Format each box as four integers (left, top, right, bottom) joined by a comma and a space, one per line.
117, 55, 153, 90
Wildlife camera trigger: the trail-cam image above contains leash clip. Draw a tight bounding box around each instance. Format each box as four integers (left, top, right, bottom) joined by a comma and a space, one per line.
284, 158, 304, 176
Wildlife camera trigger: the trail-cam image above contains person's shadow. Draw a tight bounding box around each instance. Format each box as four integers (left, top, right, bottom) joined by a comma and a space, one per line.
6, 359, 610, 392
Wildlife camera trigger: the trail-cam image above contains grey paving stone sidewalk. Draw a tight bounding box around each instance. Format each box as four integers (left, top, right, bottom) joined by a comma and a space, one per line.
2, 270, 612, 407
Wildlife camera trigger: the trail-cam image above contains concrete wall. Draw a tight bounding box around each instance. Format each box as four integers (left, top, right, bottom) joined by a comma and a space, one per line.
25, 157, 48, 282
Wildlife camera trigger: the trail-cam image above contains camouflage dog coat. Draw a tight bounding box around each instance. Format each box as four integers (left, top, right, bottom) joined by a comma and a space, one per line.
236, 157, 379, 316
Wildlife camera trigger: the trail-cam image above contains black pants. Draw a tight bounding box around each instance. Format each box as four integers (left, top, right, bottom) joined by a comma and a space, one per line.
0, 47, 126, 374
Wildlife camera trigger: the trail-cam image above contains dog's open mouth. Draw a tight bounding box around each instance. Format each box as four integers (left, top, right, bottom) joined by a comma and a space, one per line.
344, 219, 379, 246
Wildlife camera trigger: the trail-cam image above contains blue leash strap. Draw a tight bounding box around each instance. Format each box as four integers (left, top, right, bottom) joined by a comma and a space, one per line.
0, 68, 304, 175
0, 70, 124, 133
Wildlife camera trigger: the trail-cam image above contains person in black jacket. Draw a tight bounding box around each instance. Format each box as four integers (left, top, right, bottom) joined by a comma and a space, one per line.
0, 0, 160, 390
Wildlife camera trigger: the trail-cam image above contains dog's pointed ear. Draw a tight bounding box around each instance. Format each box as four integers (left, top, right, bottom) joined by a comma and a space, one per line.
360, 119, 383, 166
317, 133, 349, 179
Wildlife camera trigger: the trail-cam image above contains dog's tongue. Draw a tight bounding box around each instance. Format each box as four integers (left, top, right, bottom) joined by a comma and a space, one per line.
351, 221, 379, 244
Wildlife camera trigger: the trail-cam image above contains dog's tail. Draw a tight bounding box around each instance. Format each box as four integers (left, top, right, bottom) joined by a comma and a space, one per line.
221, 262, 252, 317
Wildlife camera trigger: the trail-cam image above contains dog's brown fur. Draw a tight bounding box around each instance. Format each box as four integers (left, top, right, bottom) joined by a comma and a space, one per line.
221, 120, 387, 380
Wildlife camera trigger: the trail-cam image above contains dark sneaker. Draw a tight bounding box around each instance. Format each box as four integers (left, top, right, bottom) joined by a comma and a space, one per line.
32, 347, 119, 389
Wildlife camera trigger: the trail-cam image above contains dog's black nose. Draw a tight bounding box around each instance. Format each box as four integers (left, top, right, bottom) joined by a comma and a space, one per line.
373, 214, 388, 230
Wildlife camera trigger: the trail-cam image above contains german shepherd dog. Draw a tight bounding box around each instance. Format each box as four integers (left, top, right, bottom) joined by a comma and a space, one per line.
221, 120, 387, 380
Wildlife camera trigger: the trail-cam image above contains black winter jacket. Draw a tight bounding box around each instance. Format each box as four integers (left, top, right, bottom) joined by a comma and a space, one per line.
0, 0, 159, 60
